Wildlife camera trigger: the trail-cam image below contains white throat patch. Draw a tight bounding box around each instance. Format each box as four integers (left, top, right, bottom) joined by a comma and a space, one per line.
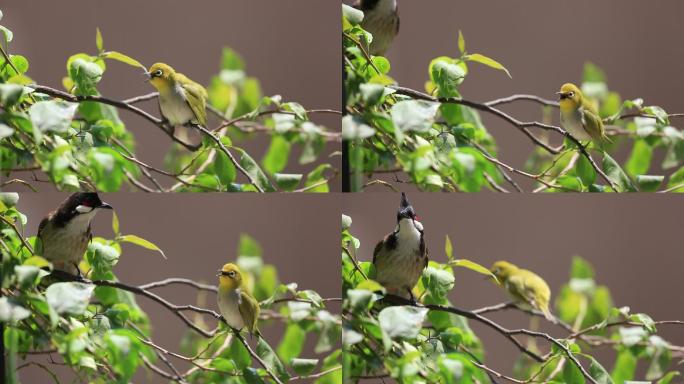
396, 218, 422, 244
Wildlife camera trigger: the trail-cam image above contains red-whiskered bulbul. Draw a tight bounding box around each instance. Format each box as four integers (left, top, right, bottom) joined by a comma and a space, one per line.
373, 193, 428, 301
38, 193, 112, 275
353, 0, 400, 56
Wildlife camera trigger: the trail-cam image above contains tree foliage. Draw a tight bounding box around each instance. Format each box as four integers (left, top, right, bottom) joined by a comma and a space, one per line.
343, 5, 684, 193
0, 194, 341, 383
0, 10, 339, 193
342, 214, 683, 383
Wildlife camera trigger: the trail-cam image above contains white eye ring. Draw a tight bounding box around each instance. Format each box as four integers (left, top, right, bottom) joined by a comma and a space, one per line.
154, 70, 163, 77
75, 205, 93, 214
568, 92, 575, 97
228, 271, 236, 277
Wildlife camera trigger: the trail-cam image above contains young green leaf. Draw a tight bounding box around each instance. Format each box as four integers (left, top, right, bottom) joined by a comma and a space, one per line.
465, 53, 511, 78
118, 235, 166, 259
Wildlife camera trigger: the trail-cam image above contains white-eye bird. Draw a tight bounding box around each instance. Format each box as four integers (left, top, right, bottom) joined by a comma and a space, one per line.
38, 193, 113, 275
373, 193, 428, 301
146, 63, 208, 130
217, 263, 260, 336
353, 0, 400, 56
557, 83, 610, 145
490, 261, 554, 321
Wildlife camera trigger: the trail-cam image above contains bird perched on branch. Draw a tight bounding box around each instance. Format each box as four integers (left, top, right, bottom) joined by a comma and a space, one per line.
217, 263, 261, 336
490, 261, 554, 321
353, 0, 400, 56
373, 193, 428, 301
146, 63, 208, 132
557, 83, 610, 146
38, 193, 113, 275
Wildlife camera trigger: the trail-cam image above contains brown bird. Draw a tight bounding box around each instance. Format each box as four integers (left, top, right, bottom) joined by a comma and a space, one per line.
38, 193, 112, 275
353, 0, 400, 56
373, 193, 428, 301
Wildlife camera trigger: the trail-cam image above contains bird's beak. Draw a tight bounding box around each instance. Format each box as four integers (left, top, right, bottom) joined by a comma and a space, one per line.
99, 202, 113, 210
142, 72, 151, 82
557, 92, 569, 100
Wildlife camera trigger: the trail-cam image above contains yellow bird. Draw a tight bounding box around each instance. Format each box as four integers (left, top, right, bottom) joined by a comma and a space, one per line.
146, 63, 208, 129
490, 261, 554, 321
557, 83, 610, 145
217, 263, 260, 336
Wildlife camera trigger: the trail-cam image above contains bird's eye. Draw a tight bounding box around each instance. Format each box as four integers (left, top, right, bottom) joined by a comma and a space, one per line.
154, 70, 163, 77
228, 271, 236, 277
568, 92, 574, 97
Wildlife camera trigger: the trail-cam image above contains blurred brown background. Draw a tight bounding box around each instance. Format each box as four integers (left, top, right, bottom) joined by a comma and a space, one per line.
15, 193, 340, 382
2, 0, 342, 191
344, 193, 684, 378
351, 0, 684, 192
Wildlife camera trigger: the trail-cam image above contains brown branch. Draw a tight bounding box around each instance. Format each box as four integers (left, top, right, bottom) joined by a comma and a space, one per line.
390, 85, 620, 191
28, 85, 200, 152
383, 295, 598, 384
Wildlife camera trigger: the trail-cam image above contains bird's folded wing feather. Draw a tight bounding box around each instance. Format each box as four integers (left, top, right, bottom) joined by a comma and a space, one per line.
372, 239, 384, 265
177, 75, 208, 127
238, 291, 260, 333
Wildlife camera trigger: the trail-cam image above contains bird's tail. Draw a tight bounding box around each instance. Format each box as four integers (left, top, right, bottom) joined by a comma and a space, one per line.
540, 305, 555, 323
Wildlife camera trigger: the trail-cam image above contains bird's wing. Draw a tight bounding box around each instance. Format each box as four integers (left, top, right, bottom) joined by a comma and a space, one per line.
36, 217, 49, 255
372, 238, 384, 265
177, 74, 208, 127
508, 274, 536, 305
580, 105, 609, 142
237, 291, 260, 334
37, 217, 48, 237
421, 239, 428, 270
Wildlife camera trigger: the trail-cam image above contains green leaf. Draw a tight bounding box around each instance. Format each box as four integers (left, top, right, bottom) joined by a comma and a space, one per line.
118, 235, 166, 259
273, 173, 302, 192
588, 356, 615, 384
625, 140, 652, 177
111, 210, 120, 235
29, 100, 78, 133
602, 153, 637, 192
262, 135, 291, 174
291, 358, 318, 376
458, 30, 466, 54
378, 306, 429, 350
221, 47, 245, 71
0, 297, 31, 322
0, 83, 26, 107
466, 53, 511, 78
238, 149, 277, 192
342, 4, 364, 26
342, 115, 375, 140
102, 51, 145, 69
666, 166, 684, 192
635, 175, 664, 192
450, 259, 496, 280
611, 349, 636, 383
95, 28, 103, 52
304, 164, 332, 193
657, 372, 680, 384
391, 100, 440, 133
256, 337, 290, 381
575, 152, 597, 186
422, 266, 455, 299
46, 282, 95, 315
430, 58, 465, 98
445, 235, 453, 260
214, 151, 237, 186
0, 25, 13, 46
277, 324, 306, 363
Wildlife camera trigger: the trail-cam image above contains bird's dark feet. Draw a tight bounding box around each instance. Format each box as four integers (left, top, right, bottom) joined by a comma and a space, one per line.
73, 263, 85, 281
405, 287, 419, 305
